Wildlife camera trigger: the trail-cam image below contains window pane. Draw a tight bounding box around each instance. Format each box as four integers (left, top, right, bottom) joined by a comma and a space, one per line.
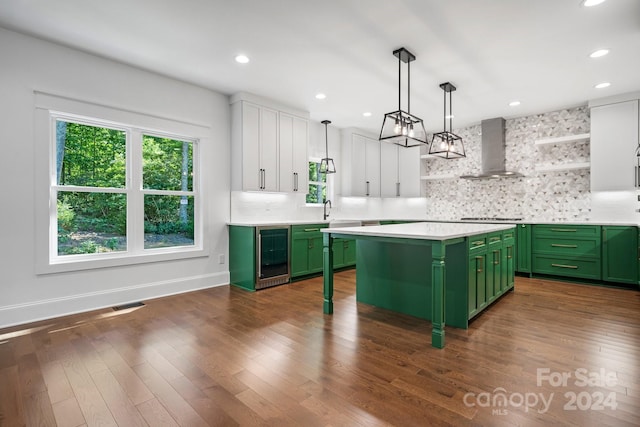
56, 120, 126, 188
143, 136, 193, 191
57, 192, 127, 255
308, 161, 327, 183
305, 184, 326, 204
144, 195, 194, 249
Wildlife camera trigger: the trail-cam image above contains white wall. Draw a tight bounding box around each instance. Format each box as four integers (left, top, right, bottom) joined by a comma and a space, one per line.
0, 28, 231, 328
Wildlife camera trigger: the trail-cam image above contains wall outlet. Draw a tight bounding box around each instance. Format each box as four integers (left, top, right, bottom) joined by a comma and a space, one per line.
218, 254, 225, 264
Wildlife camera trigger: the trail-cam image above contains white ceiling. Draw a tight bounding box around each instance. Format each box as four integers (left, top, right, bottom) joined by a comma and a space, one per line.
1, 0, 639, 134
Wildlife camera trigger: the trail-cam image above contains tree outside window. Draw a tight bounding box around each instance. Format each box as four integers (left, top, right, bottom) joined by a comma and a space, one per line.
306, 160, 327, 204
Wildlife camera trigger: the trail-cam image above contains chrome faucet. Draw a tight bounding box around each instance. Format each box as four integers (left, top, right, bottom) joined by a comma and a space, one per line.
323, 199, 332, 220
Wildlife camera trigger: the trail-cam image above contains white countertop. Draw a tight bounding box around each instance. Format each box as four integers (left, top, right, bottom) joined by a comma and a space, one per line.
322, 222, 515, 241
228, 219, 640, 227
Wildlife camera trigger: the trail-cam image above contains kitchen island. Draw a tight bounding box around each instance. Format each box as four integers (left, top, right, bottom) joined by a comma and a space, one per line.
321, 222, 517, 349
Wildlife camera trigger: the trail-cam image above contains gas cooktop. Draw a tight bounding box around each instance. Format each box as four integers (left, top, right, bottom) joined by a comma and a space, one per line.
460, 217, 523, 221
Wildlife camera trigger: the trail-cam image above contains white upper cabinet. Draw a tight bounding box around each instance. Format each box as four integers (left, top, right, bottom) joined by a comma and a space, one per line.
279, 113, 308, 193
380, 143, 399, 197
231, 93, 309, 193
341, 129, 380, 197
590, 98, 639, 191
380, 142, 420, 197
397, 145, 421, 197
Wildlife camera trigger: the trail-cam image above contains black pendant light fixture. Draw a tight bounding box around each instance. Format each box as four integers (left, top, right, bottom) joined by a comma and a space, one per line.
428, 82, 466, 159
320, 120, 336, 174
379, 47, 427, 148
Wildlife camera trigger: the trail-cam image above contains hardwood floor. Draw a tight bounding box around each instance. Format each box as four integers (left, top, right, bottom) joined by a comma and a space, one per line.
0, 272, 638, 426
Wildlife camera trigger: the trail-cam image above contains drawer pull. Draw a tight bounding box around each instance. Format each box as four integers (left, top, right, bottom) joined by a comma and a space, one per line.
551, 228, 577, 232
471, 240, 484, 246
551, 263, 578, 269
551, 244, 578, 248
304, 228, 320, 232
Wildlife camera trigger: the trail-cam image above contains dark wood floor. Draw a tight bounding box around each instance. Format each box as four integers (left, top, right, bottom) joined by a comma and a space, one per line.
0, 272, 638, 426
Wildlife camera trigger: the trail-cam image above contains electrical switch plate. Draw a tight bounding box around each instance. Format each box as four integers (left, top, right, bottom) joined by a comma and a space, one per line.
218, 254, 225, 264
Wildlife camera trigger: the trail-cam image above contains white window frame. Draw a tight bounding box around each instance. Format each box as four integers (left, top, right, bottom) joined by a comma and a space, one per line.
35, 92, 208, 274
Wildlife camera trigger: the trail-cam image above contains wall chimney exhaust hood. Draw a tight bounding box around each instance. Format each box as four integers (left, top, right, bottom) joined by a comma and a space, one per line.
460, 117, 524, 180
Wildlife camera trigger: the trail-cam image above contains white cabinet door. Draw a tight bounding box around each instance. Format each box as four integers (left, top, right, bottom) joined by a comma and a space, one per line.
591, 100, 639, 191
350, 134, 368, 196
380, 143, 399, 197
398, 145, 421, 197
278, 113, 308, 193
364, 136, 381, 197
241, 102, 261, 191
260, 107, 279, 192
292, 116, 308, 193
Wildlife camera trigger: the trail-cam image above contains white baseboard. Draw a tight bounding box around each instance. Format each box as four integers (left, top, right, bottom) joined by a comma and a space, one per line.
0, 271, 230, 329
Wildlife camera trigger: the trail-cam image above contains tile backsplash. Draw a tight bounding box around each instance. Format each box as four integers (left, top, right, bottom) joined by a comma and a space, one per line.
422, 106, 592, 221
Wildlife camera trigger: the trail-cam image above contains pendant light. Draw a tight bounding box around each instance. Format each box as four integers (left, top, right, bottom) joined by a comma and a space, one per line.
320, 120, 336, 174
379, 47, 428, 148
428, 82, 466, 159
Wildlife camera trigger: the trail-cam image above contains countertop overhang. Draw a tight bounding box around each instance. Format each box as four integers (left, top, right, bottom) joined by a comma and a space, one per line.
322, 222, 515, 241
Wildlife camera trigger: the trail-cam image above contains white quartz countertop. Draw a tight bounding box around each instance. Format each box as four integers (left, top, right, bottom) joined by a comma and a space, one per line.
322, 222, 515, 241
228, 220, 330, 226
228, 219, 640, 227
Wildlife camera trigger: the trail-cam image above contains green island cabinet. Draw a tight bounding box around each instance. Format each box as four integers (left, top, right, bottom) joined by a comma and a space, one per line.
291, 224, 357, 278
531, 224, 601, 280
516, 224, 532, 274
468, 229, 515, 319
602, 226, 638, 285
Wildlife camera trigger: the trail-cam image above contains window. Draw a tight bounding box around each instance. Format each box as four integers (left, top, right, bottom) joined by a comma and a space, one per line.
306, 159, 327, 204
51, 114, 198, 261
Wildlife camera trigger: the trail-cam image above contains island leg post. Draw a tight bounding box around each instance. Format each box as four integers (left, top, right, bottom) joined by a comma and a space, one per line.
323, 233, 334, 314
431, 243, 446, 348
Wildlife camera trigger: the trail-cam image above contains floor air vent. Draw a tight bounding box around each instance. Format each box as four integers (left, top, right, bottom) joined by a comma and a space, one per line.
112, 302, 145, 311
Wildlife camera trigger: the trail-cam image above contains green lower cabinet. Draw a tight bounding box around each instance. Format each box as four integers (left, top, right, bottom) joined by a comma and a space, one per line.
516, 224, 531, 273
333, 238, 356, 269
503, 241, 515, 290
602, 226, 638, 285
468, 233, 488, 318
291, 224, 327, 278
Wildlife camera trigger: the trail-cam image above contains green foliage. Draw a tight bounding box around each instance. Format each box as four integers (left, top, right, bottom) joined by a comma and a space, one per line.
57, 199, 75, 231
143, 136, 193, 191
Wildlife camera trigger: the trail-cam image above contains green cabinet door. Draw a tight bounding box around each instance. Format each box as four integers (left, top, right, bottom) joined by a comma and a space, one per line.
504, 242, 515, 290
468, 252, 487, 318
486, 248, 499, 303
308, 236, 324, 273
602, 226, 638, 284
343, 239, 356, 266
291, 236, 310, 277
516, 224, 531, 273
332, 238, 345, 269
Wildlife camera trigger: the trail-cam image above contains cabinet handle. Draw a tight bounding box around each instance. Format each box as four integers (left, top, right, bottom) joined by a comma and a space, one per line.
521, 224, 527, 228
471, 240, 484, 247
551, 228, 577, 232
396, 182, 400, 197
636, 166, 639, 188
551, 263, 578, 269
344, 241, 349, 249
551, 243, 578, 248
493, 250, 499, 265
293, 172, 298, 191
637, 246, 640, 261
308, 239, 314, 249
507, 247, 512, 259
304, 228, 320, 232
366, 181, 370, 196
475, 256, 484, 273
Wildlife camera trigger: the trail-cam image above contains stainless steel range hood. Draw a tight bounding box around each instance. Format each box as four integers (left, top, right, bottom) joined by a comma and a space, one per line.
460, 117, 524, 180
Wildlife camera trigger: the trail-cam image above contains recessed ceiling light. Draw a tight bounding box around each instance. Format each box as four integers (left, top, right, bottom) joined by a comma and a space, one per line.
363, 112, 372, 117
509, 101, 521, 107
595, 82, 611, 89
235, 55, 249, 64
315, 93, 326, 100
590, 49, 609, 58
581, 0, 606, 7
